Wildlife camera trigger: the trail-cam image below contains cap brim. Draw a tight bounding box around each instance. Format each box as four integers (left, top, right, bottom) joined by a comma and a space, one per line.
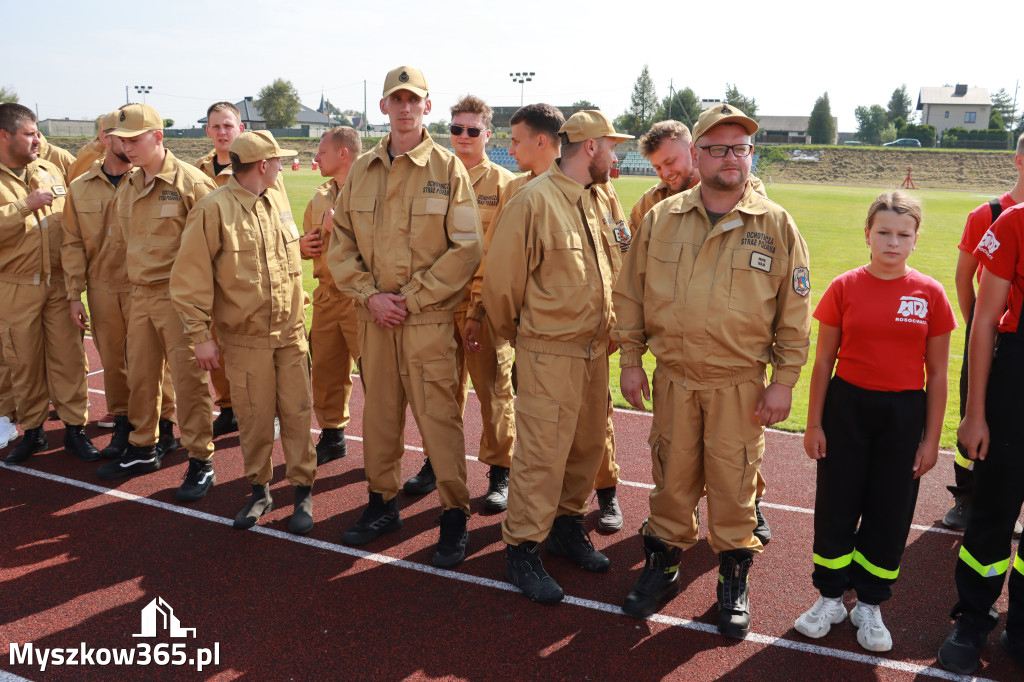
608, 133, 635, 141
382, 84, 428, 99
108, 127, 155, 138
698, 116, 759, 139
276, 148, 298, 158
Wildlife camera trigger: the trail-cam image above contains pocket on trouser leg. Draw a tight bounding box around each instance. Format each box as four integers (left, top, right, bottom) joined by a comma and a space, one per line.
739, 435, 765, 505
0, 324, 15, 365
493, 343, 514, 398
223, 362, 251, 421
421, 359, 459, 419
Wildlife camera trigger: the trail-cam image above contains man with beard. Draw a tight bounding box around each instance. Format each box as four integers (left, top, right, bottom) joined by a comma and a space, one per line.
63, 109, 177, 459
612, 104, 811, 638
483, 110, 631, 603
0, 103, 99, 464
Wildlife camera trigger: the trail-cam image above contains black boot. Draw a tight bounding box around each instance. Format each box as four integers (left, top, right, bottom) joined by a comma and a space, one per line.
506, 541, 563, 604
433, 508, 469, 568
717, 548, 754, 639
234, 483, 273, 529
754, 499, 771, 545
212, 407, 238, 438
315, 427, 347, 465
96, 443, 160, 479
156, 419, 179, 460
483, 465, 509, 512
403, 458, 436, 495
596, 486, 623, 533
288, 485, 314, 535
100, 415, 133, 459
5, 426, 47, 464
546, 514, 610, 572
64, 423, 100, 462
342, 491, 402, 545
622, 533, 682, 618
176, 458, 215, 501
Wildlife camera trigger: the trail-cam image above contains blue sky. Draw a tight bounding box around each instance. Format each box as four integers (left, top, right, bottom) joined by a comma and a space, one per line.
5, 0, 1020, 133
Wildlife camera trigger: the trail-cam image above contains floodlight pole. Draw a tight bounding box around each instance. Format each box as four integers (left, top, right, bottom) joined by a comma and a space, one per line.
510, 71, 535, 107
133, 85, 152, 105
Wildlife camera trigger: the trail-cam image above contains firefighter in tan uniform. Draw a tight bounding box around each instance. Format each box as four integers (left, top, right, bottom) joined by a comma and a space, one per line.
299, 126, 362, 465
63, 110, 177, 460
632, 120, 773, 544
96, 104, 217, 502
613, 104, 811, 638
67, 119, 106, 183
171, 131, 316, 535
327, 66, 482, 568
37, 134, 75, 183
404, 95, 517, 513
494, 103, 626, 533
482, 110, 631, 603
0, 103, 99, 464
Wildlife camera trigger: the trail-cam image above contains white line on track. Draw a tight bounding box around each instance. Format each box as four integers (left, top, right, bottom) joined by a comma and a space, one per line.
0, 462, 992, 682
81, 386, 964, 539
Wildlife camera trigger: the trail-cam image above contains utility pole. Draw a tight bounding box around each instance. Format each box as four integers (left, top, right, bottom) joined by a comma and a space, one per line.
363, 80, 368, 137
667, 79, 675, 121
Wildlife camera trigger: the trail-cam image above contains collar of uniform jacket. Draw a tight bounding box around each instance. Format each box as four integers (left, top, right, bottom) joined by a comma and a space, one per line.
543, 158, 586, 205
369, 128, 435, 169
77, 157, 117, 186
223, 175, 265, 212
466, 153, 497, 183
673, 178, 769, 218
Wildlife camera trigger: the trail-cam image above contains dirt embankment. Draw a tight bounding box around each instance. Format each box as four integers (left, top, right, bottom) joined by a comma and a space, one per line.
757, 147, 1017, 192
46, 137, 328, 167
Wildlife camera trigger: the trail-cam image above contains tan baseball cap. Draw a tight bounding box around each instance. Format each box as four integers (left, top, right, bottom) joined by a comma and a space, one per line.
383, 66, 429, 99
109, 103, 163, 138
100, 110, 119, 133
230, 130, 297, 163
558, 110, 633, 143
692, 103, 759, 142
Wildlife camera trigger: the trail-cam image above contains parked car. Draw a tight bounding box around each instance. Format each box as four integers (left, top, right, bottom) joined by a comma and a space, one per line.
883, 138, 922, 148
842, 140, 864, 146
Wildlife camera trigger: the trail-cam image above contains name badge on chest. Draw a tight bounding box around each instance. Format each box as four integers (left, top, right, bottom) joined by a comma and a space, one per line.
750, 251, 772, 272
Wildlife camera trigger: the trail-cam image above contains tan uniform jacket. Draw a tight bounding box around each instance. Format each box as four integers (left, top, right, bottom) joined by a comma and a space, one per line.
612, 179, 811, 389
170, 177, 304, 348
0, 159, 67, 285
117, 150, 216, 288
302, 178, 343, 299
196, 148, 289, 198
62, 159, 130, 297
463, 155, 515, 320
67, 138, 105, 182
327, 129, 483, 317
37, 136, 75, 183
482, 159, 617, 359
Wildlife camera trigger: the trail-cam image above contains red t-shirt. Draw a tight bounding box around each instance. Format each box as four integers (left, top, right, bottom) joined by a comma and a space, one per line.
959, 192, 1019, 282
973, 203, 1024, 334
813, 266, 957, 391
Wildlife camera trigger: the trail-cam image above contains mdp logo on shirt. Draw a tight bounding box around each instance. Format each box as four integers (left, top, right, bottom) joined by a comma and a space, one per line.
977, 229, 1000, 259
896, 296, 928, 323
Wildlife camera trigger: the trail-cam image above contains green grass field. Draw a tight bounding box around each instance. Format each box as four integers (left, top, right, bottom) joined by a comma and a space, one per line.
282, 169, 986, 448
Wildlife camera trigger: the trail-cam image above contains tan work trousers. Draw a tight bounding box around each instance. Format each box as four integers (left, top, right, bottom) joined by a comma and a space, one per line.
310, 291, 360, 430
125, 289, 213, 460
453, 310, 516, 468
209, 326, 231, 409
88, 287, 174, 420
502, 347, 609, 546
360, 317, 470, 515
0, 280, 89, 429
221, 340, 316, 488
594, 387, 620, 489
0, 366, 15, 420
644, 366, 766, 555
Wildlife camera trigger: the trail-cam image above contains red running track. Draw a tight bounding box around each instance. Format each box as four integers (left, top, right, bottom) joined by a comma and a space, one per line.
0, 337, 1020, 681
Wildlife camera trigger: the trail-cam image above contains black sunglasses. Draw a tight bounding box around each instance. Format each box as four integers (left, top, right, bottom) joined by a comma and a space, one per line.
450, 124, 484, 138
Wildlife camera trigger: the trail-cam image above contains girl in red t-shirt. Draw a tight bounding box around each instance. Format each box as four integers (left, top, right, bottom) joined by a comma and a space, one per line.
794, 191, 955, 652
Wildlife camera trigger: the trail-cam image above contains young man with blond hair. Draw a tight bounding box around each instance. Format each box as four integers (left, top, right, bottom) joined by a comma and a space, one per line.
300, 126, 362, 465
403, 94, 517, 513
328, 66, 482, 568
97, 104, 217, 501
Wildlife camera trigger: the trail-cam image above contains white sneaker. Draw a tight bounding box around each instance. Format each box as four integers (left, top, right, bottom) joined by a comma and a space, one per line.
794, 595, 847, 638
274, 416, 280, 442
0, 416, 17, 448
850, 601, 893, 652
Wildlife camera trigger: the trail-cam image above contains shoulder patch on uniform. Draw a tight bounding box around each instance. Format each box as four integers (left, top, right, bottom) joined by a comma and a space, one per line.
793, 266, 810, 297
613, 221, 631, 251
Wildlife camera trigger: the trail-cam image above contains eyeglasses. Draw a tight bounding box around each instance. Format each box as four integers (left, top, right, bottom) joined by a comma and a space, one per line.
450, 124, 484, 138
697, 144, 753, 158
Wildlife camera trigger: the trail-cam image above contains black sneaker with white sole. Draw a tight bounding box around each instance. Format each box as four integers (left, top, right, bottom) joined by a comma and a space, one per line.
156, 419, 179, 460
96, 444, 160, 479
176, 458, 216, 501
